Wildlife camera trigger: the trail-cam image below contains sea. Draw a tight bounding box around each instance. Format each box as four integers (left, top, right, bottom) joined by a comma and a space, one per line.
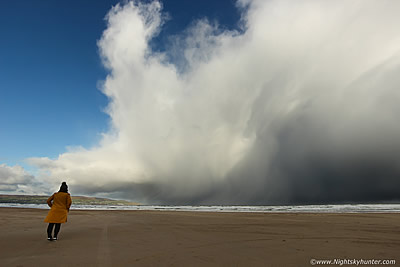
1, 203, 400, 213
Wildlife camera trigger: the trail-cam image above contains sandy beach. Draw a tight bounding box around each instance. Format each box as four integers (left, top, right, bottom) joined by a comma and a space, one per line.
0, 208, 398, 266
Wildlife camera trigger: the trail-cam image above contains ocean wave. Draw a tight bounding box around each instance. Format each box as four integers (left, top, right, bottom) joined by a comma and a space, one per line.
1, 203, 400, 213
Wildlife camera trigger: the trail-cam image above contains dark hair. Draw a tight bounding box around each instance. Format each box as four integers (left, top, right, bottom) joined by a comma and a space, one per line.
59, 182, 68, 193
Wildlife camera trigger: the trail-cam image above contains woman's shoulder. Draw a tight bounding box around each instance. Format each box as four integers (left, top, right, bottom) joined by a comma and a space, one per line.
55, 192, 70, 196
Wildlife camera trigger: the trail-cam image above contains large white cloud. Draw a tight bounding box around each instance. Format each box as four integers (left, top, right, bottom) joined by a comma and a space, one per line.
29, 0, 400, 204
0, 164, 36, 193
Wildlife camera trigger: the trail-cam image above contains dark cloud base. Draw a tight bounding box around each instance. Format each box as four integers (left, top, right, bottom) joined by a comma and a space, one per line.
75, 114, 400, 205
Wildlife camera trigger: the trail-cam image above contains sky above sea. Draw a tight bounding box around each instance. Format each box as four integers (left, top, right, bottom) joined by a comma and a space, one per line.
1, 0, 400, 205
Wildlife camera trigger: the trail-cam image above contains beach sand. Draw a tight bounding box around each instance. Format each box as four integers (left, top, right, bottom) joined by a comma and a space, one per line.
0, 208, 398, 266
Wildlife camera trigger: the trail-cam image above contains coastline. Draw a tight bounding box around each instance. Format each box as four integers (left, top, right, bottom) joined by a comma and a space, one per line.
2, 203, 400, 213
1, 207, 398, 266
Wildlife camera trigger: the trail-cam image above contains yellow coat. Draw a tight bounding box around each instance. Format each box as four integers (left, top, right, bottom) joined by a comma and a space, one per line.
44, 192, 72, 223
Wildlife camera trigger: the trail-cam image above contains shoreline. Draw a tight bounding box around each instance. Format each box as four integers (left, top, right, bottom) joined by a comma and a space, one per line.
2, 203, 400, 213
1, 207, 399, 266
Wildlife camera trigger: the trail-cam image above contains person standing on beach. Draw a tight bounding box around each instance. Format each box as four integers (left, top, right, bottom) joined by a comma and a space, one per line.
44, 182, 72, 241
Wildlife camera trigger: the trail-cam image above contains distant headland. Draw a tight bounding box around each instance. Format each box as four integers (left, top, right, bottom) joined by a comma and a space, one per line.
0, 194, 140, 206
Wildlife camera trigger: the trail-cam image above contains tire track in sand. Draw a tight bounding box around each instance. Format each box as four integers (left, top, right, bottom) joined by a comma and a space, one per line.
97, 219, 112, 267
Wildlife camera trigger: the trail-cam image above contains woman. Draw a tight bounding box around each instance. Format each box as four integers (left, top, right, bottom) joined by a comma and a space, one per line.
44, 182, 72, 241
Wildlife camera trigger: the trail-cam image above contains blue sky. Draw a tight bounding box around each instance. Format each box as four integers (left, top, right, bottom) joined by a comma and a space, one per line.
0, 0, 240, 166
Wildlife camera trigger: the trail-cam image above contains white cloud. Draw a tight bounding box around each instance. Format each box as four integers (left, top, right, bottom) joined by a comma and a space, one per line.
29, 0, 400, 204
0, 164, 36, 193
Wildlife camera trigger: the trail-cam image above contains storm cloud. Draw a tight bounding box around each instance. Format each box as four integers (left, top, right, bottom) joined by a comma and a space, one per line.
30, 0, 400, 204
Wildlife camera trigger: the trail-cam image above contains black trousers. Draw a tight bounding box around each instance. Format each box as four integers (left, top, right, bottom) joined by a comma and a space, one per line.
47, 223, 61, 238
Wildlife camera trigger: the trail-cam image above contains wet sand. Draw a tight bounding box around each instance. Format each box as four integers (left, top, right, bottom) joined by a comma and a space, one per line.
0, 207, 399, 266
